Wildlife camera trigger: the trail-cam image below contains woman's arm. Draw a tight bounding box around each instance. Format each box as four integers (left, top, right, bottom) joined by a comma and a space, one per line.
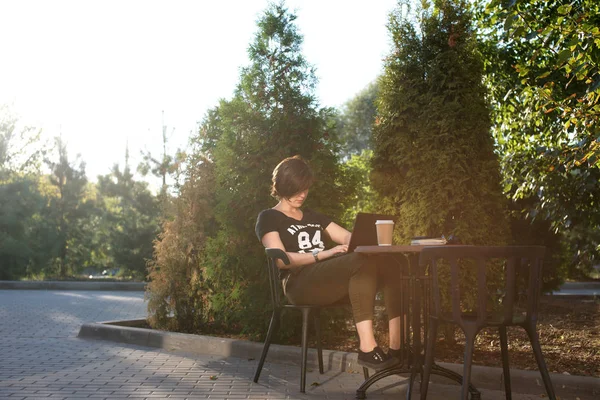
261, 231, 348, 269
325, 222, 352, 245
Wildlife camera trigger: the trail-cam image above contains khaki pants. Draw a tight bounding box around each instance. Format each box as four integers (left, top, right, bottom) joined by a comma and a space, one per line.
284, 252, 405, 323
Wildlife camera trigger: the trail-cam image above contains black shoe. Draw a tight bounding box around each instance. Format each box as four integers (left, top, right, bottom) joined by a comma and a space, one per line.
389, 348, 414, 364
357, 346, 400, 371
388, 348, 402, 360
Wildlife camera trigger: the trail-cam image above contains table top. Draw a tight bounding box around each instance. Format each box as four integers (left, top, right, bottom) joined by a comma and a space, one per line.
354, 245, 427, 253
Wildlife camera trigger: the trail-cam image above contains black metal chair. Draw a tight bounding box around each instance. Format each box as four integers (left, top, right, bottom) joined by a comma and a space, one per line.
253, 247, 368, 393
418, 246, 556, 400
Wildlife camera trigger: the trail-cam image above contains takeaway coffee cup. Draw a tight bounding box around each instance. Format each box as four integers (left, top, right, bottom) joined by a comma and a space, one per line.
375, 220, 394, 246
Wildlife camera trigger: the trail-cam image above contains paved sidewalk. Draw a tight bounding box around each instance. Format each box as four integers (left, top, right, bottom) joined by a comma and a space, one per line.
0, 290, 591, 400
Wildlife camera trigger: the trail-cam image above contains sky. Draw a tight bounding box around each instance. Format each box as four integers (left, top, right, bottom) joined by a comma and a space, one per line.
0, 0, 398, 182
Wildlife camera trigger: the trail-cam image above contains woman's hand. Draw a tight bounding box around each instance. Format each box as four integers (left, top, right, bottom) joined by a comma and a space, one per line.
322, 244, 348, 259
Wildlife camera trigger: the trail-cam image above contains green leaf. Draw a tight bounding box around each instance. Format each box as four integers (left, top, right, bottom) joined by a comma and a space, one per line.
538, 71, 552, 79
504, 14, 516, 32
557, 49, 571, 65
513, 26, 525, 38
590, 76, 600, 92
557, 4, 572, 15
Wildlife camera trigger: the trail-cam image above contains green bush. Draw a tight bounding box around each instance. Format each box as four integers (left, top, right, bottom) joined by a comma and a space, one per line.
146, 157, 216, 333
371, 0, 511, 313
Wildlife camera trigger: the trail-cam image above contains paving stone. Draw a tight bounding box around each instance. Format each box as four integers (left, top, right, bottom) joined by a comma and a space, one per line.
1, 290, 595, 400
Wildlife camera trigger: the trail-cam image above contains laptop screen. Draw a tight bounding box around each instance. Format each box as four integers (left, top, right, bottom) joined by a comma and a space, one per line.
347, 212, 397, 253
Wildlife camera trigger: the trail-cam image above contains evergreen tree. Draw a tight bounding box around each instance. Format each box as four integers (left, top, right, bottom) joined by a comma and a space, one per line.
146, 152, 217, 332
198, 2, 351, 335
45, 137, 92, 277
372, 0, 509, 246
138, 111, 186, 198
97, 147, 161, 279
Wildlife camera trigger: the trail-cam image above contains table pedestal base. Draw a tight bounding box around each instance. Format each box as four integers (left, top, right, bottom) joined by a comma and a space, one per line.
355, 363, 481, 400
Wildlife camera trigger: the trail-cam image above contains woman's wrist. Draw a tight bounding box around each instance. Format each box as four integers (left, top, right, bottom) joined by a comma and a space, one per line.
312, 249, 326, 262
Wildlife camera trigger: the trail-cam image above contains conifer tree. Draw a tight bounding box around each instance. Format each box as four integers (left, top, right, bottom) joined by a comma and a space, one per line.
45, 137, 93, 277
199, 2, 349, 335
97, 146, 161, 279
146, 153, 216, 333
372, 0, 509, 246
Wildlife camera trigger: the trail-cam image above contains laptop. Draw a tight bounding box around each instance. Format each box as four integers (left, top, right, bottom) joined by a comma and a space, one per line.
347, 212, 397, 253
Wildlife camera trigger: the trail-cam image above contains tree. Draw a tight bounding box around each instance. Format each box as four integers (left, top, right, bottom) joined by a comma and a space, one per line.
334, 82, 381, 227
44, 137, 93, 277
138, 111, 186, 197
97, 148, 161, 279
194, 2, 352, 336
478, 0, 600, 275
0, 177, 46, 280
372, 0, 510, 247
337, 82, 379, 158
146, 153, 217, 332
339, 150, 376, 228
0, 106, 48, 279
0, 104, 44, 175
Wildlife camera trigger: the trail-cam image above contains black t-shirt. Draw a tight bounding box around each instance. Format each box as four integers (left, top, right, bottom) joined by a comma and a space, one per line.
255, 208, 332, 253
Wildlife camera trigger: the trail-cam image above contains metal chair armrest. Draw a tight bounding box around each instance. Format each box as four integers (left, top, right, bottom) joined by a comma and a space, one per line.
265, 248, 291, 265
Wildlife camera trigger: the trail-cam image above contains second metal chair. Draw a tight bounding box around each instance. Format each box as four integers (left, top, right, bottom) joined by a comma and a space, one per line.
419, 245, 556, 400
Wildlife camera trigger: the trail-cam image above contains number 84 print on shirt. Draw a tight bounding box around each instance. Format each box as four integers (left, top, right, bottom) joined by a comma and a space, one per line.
286, 223, 325, 253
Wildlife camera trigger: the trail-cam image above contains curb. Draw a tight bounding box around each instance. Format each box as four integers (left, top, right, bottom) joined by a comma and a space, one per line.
0, 280, 146, 291
552, 282, 600, 296
560, 282, 600, 290
78, 319, 600, 397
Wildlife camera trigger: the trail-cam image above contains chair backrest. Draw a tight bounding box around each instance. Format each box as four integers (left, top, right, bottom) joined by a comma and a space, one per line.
419, 245, 546, 330
265, 248, 291, 309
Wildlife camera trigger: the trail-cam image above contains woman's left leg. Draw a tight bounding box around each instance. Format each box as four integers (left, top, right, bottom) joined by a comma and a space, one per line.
376, 255, 406, 351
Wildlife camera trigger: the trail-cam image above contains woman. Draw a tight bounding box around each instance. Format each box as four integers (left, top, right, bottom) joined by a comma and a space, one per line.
255, 156, 404, 370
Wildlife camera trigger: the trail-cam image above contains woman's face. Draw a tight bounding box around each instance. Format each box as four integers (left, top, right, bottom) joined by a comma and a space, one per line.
286, 189, 309, 207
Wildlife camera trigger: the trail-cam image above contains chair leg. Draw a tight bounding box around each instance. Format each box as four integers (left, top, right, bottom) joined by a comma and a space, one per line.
253, 310, 280, 383
525, 325, 557, 400
419, 318, 438, 400
362, 367, 369, 380
300, 308, 311, 393
499, 326, 512, 400
460, 331, 476, 400
313, 309, 324, 374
